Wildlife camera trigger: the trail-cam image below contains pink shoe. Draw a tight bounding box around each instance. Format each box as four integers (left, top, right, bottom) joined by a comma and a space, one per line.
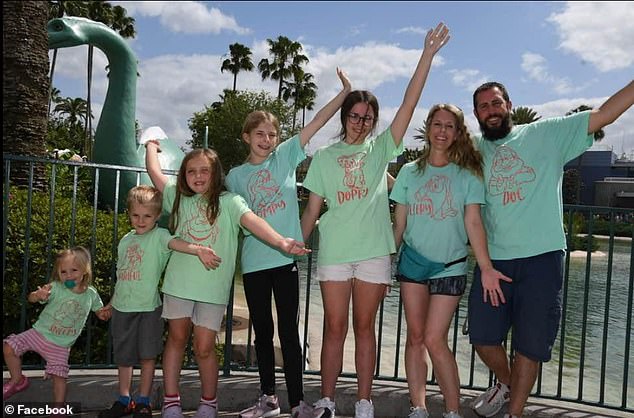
3, 375, 30, 400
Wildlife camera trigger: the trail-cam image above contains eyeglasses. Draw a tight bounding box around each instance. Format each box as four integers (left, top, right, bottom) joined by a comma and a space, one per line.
347, 113, 375, 126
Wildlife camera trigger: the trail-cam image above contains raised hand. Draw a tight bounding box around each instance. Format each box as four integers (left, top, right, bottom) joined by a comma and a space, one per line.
337, 67, 351, 92
35, 284, 52, 302
424, 22, 450, 56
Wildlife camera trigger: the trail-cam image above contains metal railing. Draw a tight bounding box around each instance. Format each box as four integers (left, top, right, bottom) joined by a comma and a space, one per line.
3, 154, 632, 413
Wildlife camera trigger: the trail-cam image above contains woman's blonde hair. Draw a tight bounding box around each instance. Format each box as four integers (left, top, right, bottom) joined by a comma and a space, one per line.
52, 246, 93, 286
416, 103, 483, 178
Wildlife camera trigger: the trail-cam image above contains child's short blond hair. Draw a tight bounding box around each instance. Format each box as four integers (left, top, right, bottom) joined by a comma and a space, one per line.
127, 185, 162, 215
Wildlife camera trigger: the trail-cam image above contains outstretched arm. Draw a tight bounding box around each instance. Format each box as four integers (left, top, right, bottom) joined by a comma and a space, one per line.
240, 212, 311, 256
299, 68, 352, 148
464, 204, 512, 307
391, 22, 450, 147
27, 284, 52, 303
169, 238, 222, 270
300, 192, 324, 243
588, 80, 634, 134
145, 140, 169, 192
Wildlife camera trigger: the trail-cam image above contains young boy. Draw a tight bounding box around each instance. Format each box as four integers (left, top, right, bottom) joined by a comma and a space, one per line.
99, 185, 220, 418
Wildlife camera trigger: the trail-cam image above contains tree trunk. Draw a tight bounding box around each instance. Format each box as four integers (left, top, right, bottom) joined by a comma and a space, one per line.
3, 1, 50, 190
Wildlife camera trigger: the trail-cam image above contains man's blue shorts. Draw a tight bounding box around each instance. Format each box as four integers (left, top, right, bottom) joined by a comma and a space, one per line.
468, 250, 564, 362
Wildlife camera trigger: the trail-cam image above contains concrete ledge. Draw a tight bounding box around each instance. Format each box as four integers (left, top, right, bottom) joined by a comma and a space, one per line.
3, 370, 628, 417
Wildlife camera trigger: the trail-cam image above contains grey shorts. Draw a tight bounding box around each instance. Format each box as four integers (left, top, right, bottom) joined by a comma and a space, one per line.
396, 274, 467, 296
162, 294, 226, 332
112, 306, 164, 366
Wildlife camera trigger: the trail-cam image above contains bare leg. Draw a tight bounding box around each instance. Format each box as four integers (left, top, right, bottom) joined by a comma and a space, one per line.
52, 376, 67, 403
400, 282, 430, 408
193, 325, 219, 399
3, 343, 23, 384
163, 318, 192, 396
319, 281, 352, 399
117, 366, 133, 397
508, 352, 539, 416
425, 295, 461, 412
351, 279, 386, 400
474, 345, 511, 386
138, 359, 156, 398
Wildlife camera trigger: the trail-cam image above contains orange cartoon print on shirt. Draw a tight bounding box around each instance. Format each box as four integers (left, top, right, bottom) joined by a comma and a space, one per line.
336, 152, 369, 204
411, 174, 457, 220
488, 146, 535, 205
247, 169, 286, 218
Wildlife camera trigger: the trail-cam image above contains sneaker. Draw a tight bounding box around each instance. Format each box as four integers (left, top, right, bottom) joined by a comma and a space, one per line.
99, 401, 134, 418
407, 407, 429, 418
442, 412, 463, 418
354, 399, 374, 418
194, 403, 218, 418
162, 403, 185, 418
3, 375, 30, 400
313, 397, 336, 418
239, 394, 280, 418
292, 401, 315, 418
133, 403, 152, 418
472, 382, 510, 417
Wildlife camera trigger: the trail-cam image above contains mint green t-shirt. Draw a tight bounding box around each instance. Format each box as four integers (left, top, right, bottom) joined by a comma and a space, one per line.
390, 162, 485, 278
32, 281, 103, 347
477, 111, 593, 259
113, 226, 175, 312
162, 183, 251, 304
226, 135, 306, 273
302, 129, 404, 266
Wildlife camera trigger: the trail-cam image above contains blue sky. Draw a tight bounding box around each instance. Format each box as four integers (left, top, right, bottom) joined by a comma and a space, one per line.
50, 1, 634, 157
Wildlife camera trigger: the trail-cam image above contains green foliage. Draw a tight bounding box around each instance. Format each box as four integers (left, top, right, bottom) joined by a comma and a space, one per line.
188, 90, 296, 172
4, 185, 130, 365
563, 212, 600, 251
511, 106, 541, 125
563, 169, 582, 204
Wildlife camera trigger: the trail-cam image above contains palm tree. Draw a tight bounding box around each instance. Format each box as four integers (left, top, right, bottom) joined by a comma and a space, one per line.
54, 97, 91, 127
258, 36, 308, 100
414, 126, 427, 144
4, 1, 49, 189
512, 106, 541, 125
282, 68, 317, 130
220, 43, 254, 91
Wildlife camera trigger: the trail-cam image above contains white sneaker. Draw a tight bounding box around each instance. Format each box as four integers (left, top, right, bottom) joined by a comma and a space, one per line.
407, 406, 429, 418
292, 401, 315, 418
313, 397, 336, 418
472, 382, 510, 417
442, 412, 462, 418
239, 394, 281, 418
354, 399, 374, 418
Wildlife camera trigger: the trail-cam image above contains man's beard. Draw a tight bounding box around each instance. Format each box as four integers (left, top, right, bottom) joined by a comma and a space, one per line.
479, 113, 513, 140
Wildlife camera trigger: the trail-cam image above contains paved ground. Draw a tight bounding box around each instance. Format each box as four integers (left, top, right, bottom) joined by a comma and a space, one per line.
2, 370, 629, 417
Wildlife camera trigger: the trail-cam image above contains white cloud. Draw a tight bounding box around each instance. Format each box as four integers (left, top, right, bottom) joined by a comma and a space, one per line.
119, 1, 251, 35
394, 26, 427, 35
449, 69, 489, 93
548, 2, 634, 72
520, 52, 577, 95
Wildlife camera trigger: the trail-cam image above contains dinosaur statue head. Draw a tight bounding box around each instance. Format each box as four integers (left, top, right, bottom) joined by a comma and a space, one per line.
48, 17, 108, 49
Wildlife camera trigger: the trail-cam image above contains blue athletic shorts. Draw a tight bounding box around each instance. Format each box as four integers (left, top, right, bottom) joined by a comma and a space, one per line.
467, 250, 564, 362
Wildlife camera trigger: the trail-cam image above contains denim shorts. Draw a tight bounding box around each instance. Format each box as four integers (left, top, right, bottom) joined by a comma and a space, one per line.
467, 250, 564, 362
397, 274, 466, 296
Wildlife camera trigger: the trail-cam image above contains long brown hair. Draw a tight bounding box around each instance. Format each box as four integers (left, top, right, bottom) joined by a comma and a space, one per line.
416, 104, 483, 178
169, 148, 225, 233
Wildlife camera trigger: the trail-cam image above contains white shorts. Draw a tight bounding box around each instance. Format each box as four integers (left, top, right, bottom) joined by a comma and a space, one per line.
162, 294, 226, 332
317, 255, 391, 284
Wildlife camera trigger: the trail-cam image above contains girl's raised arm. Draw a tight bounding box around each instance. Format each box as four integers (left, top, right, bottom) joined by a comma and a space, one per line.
145, 140, 169, 192
391, 22, 450, 147
299, 68, 352, 148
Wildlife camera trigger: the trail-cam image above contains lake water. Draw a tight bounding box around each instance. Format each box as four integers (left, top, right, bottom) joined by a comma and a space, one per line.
295, 237, 633, 408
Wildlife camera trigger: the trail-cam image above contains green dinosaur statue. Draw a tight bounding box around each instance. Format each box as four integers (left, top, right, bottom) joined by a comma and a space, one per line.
47, 16, 184, 210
